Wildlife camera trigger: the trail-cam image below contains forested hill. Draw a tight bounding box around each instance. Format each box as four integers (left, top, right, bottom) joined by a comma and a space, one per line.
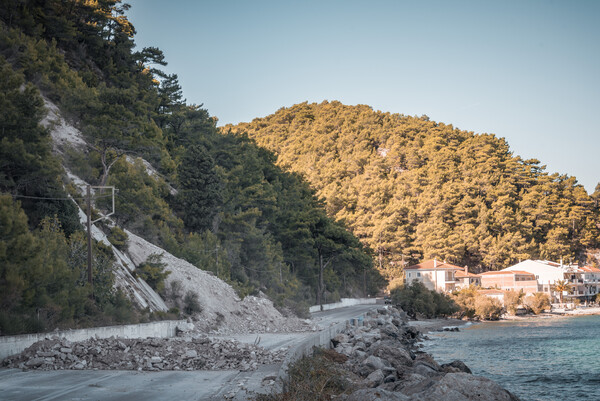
227, 101, 600, 278
0, 1, 382, 335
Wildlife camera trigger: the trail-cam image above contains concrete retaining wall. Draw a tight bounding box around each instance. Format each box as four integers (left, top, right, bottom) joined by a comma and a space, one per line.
309, 297, 376, 313
277, 310, 371, 388
0, 320, 186, 360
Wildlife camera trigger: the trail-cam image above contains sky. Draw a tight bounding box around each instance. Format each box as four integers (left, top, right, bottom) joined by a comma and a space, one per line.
126, 0, 600, 193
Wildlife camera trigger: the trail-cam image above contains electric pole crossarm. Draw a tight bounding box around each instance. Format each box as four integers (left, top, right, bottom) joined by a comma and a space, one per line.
91, 186, 116, 223
86, 185, 117, 287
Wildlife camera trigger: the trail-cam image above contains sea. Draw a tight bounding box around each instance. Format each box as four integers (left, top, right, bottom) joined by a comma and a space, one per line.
422, 315, 600, 401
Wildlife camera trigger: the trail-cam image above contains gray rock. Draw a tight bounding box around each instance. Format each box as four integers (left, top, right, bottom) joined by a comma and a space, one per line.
371, 343, 412, 370
366, 369, 385, 387
331, 333, 350, 347
25, 358, 45, 367
407, 372, 521, 401
346, 388, 409, 401
176, 322, 195, 334
392, 373, 427, 392
363, 355, 389, 371
184, 350, 198, 359
413, 361, 439, 377
384, 373, 397, 383
353, 349, 366, 359
441, 360, 472, 374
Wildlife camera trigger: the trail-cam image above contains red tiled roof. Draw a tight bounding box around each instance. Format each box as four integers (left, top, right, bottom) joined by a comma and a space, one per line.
511, 270, 537, 276
480, 270, 535, 277
404, 259, 463, 271
580, 266, 600, 273
455, 271, 480, 278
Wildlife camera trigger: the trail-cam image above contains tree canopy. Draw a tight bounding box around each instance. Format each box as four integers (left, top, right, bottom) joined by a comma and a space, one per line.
227, 101, 600, 278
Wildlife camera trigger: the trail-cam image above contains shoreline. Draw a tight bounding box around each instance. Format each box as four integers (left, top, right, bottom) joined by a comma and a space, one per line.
409, 306, 600, 333
408, 317, 472, 333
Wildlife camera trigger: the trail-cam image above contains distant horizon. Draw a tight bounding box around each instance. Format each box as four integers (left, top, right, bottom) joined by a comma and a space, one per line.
126, 0, 600, 193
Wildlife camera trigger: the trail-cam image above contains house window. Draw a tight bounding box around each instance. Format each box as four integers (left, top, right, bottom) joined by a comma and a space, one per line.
417, 272, 421, 278
408, 272, 412, 278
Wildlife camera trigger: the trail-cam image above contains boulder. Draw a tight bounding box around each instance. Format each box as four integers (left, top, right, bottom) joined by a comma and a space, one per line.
407, 372, 521, 401
176, 322, 195, 334
25, 358, 45, 367
362, 355, 389, 371
366, 369, 385, 387
348, 388, 409, 400
370, 343, 413, 370
413, 361, 439, 377
441, 360, 472, 374
331, 333, 350, 347
184, 350, 198, 359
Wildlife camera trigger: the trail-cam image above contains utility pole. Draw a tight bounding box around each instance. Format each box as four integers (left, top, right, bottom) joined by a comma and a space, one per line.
87, 185, 93, 284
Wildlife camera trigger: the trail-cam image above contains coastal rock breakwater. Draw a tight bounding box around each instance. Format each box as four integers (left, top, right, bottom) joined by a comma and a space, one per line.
3, 334, 285, 372
334, 307, 520, 401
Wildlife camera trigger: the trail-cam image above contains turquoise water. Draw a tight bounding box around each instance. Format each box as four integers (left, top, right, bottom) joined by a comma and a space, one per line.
422, 316, 600, 401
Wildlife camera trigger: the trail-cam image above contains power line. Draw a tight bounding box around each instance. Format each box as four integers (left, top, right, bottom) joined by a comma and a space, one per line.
11, 193, 113, 201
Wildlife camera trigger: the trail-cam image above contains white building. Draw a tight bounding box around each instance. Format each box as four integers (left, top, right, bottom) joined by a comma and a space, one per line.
504, 260, 600, 302
504, 260, 566, 293
404, 259, 461, 292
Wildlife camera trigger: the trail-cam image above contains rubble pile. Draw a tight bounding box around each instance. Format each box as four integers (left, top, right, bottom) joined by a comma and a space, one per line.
334, 308, 520, 401
4, 335, 286, 372
193, 295, 318, 335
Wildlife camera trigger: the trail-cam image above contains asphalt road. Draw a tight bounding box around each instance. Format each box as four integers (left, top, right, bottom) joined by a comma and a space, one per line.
0, 303, 379, 401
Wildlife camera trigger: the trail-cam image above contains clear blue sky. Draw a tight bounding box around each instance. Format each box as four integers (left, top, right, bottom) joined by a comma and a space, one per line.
126, 0, 600, 193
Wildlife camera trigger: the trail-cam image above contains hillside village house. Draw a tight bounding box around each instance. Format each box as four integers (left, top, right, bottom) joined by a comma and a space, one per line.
404, 259, 461, 292
503, 260, 600, 302
454, 267, 481, 290
479, 270, 538, 295
579, 266, 600, 299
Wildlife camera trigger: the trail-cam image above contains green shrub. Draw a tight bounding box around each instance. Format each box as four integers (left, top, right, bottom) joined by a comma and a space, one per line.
134, 253, 170, 294
183, 291, 202, 315
391, 282, 458, 318
524, 292, 551, 314
474, 295, 503, 320
107, 226, 129, 251
503, 290, 524, 316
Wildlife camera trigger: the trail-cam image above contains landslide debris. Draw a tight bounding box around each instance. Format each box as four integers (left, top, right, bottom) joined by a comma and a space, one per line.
126, 230, 317, 335
3, 334, 286, 372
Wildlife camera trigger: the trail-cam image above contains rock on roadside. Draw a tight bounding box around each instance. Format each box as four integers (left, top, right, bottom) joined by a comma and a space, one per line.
3, 333, 286, 372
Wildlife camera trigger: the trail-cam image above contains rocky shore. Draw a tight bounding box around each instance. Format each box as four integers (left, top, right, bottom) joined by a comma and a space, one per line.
328, 307, 520, 401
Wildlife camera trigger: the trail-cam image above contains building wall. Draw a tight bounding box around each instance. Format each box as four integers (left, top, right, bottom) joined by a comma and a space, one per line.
480, 274, 536, 294
481, 274, 514, 290
405, 270, 454, 292
513, 279, 539, 294
505, 261, 564, 285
